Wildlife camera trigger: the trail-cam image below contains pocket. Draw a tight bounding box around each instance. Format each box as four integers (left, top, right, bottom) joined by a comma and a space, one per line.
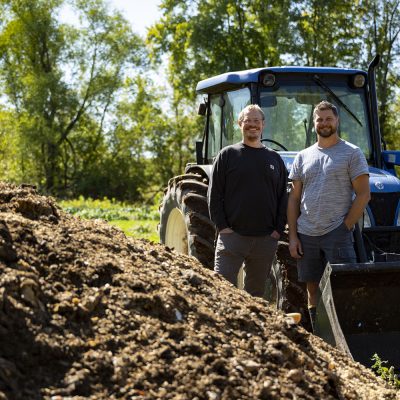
218, 231, 235, 246
216, 231, 239, 254
342, 222, 351, 232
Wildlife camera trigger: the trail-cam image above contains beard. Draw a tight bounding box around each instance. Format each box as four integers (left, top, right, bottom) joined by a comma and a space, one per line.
316, 125, 337, 138
244, 130, 261, 141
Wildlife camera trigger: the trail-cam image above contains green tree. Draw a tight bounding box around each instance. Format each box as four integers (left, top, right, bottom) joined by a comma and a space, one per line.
288, 0, 363, 66
100, 76, 196, 202
0, 0, 145, 195
360, 0, 400, 149
0, 107, 23, 182
147, 0, 292, 105
386, 95, 400, 149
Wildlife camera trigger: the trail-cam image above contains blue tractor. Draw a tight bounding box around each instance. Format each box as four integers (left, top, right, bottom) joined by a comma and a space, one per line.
159, 56, 400, 368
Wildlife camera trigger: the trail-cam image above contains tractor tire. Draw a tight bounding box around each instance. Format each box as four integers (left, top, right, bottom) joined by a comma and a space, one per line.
264, 232, 311, 331
159, 173, 216, 269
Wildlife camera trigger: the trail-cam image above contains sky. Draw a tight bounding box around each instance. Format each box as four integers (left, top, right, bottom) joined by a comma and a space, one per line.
109, 0, 162, 36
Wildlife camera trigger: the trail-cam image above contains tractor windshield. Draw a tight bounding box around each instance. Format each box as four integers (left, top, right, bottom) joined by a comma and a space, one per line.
206, 78, 372, 162
260, 83, 372, 160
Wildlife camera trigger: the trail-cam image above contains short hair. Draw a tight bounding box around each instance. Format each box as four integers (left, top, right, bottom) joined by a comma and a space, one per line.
238, 104, 265, 122
313, 101, 338, 119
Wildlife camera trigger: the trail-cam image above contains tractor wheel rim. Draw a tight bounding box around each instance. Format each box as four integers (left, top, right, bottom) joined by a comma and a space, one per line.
165, 208, 189, 254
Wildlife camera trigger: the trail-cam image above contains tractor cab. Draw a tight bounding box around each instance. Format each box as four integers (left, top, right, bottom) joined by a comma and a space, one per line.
196, 67, 373, 170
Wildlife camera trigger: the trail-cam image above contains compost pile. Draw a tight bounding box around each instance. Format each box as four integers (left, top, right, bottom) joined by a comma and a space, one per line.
0, 183, 398, 400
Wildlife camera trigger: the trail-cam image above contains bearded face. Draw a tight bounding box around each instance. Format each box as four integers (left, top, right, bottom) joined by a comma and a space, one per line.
314, 109, 339, 138
239, 109, 265, 143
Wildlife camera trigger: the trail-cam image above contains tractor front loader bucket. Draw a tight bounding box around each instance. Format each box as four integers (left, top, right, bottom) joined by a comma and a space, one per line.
315, 261, 400, 370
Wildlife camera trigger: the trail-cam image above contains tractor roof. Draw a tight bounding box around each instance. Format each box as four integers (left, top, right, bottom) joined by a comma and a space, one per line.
196, 66, 366, 94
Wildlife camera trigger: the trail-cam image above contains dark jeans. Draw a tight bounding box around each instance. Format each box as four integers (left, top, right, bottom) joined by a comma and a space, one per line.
297, 222, 356, 283
214, 231, 278, 297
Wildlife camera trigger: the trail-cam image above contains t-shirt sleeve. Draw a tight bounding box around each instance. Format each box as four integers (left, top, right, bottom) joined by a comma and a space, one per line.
350, 148, 369, 181
288, 154, 302, 181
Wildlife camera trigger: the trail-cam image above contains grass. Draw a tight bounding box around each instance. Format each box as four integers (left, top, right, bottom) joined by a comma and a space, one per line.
59, 196, 160, 242
109, 219, 159, 242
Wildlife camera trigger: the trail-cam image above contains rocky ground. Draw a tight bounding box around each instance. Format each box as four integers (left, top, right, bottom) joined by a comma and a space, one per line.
0, 182, 398, 400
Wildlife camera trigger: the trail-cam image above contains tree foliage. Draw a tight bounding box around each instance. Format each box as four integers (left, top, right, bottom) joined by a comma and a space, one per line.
288, 0, 363, 66
360, 0, 400, 148
147, 0, 292, 105
0, 0, 145, 194
0, 0, 399, 202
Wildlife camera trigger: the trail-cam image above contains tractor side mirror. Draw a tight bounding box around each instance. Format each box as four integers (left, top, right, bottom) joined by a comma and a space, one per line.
196, 140, 204, 164
198, 102, 207, 116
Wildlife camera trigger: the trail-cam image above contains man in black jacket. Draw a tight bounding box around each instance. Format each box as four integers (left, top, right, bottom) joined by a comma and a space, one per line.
208, 104, 288, 297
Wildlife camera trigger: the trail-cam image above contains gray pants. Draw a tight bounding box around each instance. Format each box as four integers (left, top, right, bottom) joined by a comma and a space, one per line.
214, 231, 278, 297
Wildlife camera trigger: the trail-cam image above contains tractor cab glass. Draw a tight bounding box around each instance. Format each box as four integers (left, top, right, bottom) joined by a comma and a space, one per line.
207, 88, 250, 160
206, 76, 372, 163
260, 83, 372, 159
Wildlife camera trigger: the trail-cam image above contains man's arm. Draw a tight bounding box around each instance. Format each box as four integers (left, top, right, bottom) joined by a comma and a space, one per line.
287, 180, 303, 258
344, 174, 371, 230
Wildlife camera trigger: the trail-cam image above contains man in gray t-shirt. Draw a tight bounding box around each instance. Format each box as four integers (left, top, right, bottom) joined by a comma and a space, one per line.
287, 101, 370, 332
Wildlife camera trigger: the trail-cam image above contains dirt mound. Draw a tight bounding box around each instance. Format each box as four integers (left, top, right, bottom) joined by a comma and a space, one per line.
0, 182, 398, 400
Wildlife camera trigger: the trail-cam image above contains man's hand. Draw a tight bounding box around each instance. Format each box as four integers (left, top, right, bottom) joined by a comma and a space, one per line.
220, 227, 234, 234
289, 237, 303, 259
345, 174, 370, 229
270, 230, 280, 240
343, 220, 352, 231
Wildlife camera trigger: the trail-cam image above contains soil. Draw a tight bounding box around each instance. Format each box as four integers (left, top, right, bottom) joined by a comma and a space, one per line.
0, 182, 398, 400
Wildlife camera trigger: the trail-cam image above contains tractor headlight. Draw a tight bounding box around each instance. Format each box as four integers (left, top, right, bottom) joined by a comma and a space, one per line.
352, 74, 366, 88
262, 73, 276, 87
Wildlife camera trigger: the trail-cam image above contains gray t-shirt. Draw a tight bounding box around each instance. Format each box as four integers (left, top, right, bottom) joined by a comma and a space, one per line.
289, 139, 369, 236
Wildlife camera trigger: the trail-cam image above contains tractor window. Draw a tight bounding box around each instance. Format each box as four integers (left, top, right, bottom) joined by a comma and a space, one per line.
338, 95, 370, 156
260, 85, 372, 160
207, 95, 222, 159
222, 88, 251, 147
207, 88, 251, 160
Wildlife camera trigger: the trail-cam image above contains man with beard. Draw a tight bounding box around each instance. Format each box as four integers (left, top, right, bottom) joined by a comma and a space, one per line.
287, 101, 370, 331
208, 104, 288, 297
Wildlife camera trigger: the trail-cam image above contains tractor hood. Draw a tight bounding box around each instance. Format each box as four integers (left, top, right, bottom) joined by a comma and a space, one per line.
368, 167, 400, 193
278, 152, 298, 173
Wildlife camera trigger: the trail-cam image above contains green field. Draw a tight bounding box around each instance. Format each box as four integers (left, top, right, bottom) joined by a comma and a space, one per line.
59, 196, 160, 243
